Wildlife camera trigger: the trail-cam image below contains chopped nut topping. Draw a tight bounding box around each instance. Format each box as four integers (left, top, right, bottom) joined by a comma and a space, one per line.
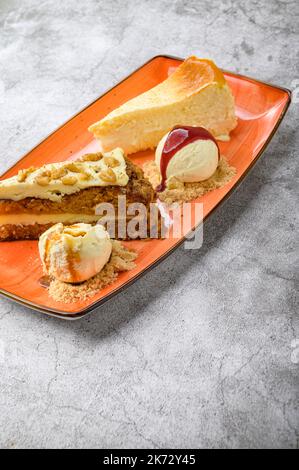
17, 166, 35, 182
103, 156, 120, 168
80, 153, 103, 162
66, 163, 82, 173
61, 176, 77, 186
17, 170, 27, 182
41, 169, 51, 178
99, 168, 116, 183
51, 167, 67, 179
36, 176, 50, 186
78, 172, 91, 181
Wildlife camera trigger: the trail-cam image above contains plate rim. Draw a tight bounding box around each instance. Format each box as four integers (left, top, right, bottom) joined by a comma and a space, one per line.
0, 54, 292, 319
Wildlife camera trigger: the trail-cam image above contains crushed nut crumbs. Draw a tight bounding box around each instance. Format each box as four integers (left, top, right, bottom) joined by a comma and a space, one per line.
143, 156, 236, 204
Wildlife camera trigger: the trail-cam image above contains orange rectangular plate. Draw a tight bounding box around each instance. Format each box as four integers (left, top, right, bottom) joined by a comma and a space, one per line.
0, 55, 291, 319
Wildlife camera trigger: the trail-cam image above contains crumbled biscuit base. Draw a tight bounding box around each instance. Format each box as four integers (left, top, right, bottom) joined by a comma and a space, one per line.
143, 156, 236, 204
48, 240, 137, 303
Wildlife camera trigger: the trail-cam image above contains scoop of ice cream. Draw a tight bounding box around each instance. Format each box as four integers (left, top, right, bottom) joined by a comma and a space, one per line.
155, 126, 219, 190
39, 223, 112, 283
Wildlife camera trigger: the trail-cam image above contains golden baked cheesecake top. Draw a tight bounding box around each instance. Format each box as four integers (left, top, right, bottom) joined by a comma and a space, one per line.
88, 56, 237, 154
0, 148, 128, 202
90, 57, 226, 124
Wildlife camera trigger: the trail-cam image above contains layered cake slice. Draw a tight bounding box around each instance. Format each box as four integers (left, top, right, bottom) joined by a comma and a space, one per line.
89, 56, 237, 154
0, 148, 155, 240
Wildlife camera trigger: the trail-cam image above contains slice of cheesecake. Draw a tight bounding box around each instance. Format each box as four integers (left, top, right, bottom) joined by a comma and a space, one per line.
0, 149, 155, 240
89, 56, 237, 154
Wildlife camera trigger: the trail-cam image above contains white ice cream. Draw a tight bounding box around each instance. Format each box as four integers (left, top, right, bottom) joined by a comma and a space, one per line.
155, 132, 219, 184
39, 223, 112, 283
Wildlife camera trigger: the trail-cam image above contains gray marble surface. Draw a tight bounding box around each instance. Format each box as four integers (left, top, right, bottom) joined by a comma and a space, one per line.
0, 0, 298, 449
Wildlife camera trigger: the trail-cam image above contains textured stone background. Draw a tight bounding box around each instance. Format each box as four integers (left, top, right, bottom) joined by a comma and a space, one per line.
0, 0, 298, 449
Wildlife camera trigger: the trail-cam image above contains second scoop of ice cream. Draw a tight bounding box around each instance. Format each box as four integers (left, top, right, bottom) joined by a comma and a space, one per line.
39, 223, 112, 283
